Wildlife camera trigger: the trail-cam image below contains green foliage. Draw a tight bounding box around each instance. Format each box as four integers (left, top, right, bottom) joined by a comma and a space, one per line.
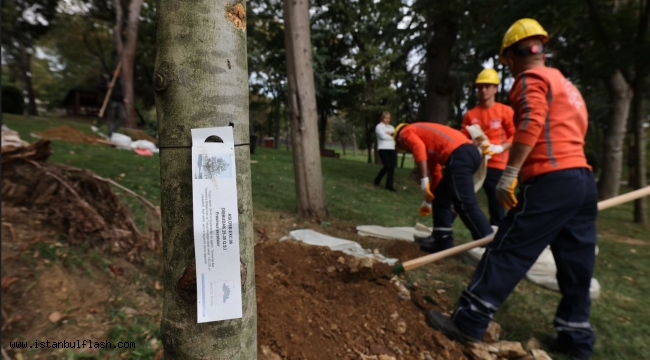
1, 85, 25, 114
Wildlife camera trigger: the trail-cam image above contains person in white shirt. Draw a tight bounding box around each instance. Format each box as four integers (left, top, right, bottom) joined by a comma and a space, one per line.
374, 111, 397, 192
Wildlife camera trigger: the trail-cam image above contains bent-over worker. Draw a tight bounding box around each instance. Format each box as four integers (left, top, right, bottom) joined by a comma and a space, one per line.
461, 69, 515, 227
425, 18, 598, 360
394, 122, 493, 254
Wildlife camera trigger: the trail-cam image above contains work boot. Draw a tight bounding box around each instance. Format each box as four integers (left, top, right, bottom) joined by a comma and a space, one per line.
425, 310, 480, 344
544, 334, 590, 360
414, 234, 431, 244
417, 234, 453, 254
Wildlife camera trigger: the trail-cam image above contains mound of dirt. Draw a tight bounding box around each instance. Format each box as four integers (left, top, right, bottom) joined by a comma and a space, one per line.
1, 139, 160, 262
35, 125, 103, 144
255, 240, 468, 360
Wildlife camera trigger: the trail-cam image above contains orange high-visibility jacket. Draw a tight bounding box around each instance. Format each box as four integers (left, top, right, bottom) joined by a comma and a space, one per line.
399, 123, 472, 191
509, 66, 591, 183
461, 102, 515, 170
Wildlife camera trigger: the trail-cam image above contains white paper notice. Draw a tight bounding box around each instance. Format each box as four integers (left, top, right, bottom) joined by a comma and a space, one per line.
191, 126, 242, 323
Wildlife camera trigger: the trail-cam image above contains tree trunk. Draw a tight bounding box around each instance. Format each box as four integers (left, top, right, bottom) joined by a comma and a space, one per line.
113, 0, 124, 58
632, 66, 648, 224
319, 109, 327, 149
423, 17, 458, 124
284, 0, 328, 220
274, 97, 281, 149
20, 43, 38, 116
153, 0, 257, 358
365, 120, 373, 164
351, 125, 357, 157
341, 141, 346, 156
121, 0, 144, 128
598, 70, 633, 199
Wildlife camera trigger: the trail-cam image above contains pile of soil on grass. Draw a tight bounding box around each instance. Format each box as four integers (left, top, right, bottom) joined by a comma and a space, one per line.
34, 125, 103, 144
1, 139, 160, 263
255, 240, 469, 360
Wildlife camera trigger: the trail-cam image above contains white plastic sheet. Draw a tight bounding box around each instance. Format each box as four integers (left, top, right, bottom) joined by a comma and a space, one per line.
280, 229, 399, 266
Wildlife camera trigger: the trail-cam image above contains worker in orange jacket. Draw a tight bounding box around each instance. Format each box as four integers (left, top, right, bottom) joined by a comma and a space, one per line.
394, 122, 494, 254
461, 69, 515, 226
425, 19, 598, 360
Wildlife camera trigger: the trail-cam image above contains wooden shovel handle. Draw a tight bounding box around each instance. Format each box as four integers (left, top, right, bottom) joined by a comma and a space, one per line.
400, 185, 650, 273
99, 60, 123, 118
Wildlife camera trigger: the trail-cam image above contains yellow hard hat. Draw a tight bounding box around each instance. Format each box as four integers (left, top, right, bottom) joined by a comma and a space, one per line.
499, 18, 549, 64
393, 123, 409, 153
475, 68, 500, 85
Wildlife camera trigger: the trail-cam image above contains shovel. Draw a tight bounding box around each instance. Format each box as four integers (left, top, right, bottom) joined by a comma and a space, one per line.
385, 185, 650, 277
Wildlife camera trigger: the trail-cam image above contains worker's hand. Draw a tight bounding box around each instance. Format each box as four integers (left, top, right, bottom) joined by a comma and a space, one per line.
418, 201, 432, 217
124, 98, 128, 104
488, 144, 504, 154
420, 177, 434, 202
496, 165, 520, 210
479, 142, 494, 156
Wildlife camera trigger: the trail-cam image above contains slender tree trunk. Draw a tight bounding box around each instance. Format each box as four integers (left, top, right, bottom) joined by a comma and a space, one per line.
351, 125, 357, 157
598, 70, 633, 199
284, 0, 328, 220
113, 0, 124, 58
153, 0, 257, 358
121, 0, 144, 128
365, 120, 373, 164
274, 96, 281, 149
632, 66, 648, 224
20, 43, 38, 116
423, 17, 458, 124
319, 109, 327, 149
341, 141, 346, 156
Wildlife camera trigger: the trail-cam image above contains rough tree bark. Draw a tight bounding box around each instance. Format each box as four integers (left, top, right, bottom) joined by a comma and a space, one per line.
423, 16, 458, 124
283, 0, 328, 220
632, 65, 648, 224
631, 1, 650, 224
112, 0, 124, 57
121, 0, 144, 128
153, 0, 257, 358
598, 70, 633, 199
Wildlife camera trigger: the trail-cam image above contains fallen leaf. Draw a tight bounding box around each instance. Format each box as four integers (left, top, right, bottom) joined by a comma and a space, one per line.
622, 276, 634, 282
155, 281, 162, 290
48, 311, 63, 323
109, 264, 122, 275
87, 309, 98, 314
153, 350, 164, 360
2, 275, 19, 289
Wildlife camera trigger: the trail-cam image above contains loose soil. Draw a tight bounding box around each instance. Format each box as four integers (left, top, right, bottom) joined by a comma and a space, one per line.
34, 125, 103, 144
255, 240, 468, 360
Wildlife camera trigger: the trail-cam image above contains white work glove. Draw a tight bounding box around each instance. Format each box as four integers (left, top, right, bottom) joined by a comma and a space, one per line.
420, 177, 434, 202
488, 144, 504, 154
496, 165, 520, 210
419, 201, 432, 217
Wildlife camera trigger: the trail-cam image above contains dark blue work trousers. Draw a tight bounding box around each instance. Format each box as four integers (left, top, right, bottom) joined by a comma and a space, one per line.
483, 167, 506, 227
431, 144, 493, 247
451, 167, 598, 359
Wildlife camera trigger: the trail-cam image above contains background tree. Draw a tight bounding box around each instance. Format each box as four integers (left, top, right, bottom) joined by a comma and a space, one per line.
1, 0, 59, 115
284, 0, 328, 219
153, 0, 257, 357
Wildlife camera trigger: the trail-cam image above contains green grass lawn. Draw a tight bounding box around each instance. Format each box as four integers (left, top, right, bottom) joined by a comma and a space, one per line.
3, 114, 650, 359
